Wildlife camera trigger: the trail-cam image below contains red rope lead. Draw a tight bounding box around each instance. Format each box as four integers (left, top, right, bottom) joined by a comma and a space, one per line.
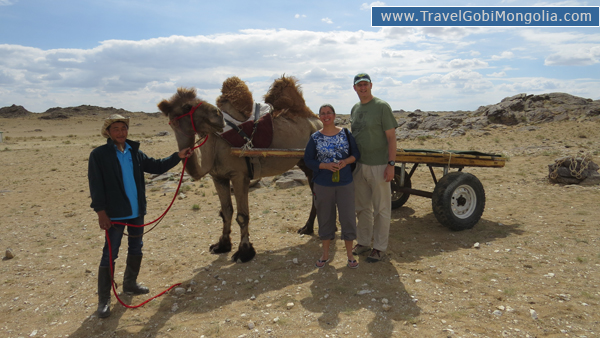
105, 134, 209, 309
106, 230, 181, 309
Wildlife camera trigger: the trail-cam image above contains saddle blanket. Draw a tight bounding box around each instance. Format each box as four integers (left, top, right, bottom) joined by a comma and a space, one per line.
220, 102, 274, 148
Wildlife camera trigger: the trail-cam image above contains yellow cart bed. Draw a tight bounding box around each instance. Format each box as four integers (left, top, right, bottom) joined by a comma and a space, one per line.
231, 148, 506, 231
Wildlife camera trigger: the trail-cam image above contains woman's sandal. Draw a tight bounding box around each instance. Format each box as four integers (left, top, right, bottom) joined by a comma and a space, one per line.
315, 258, 330, 268
347, 259, 359, 269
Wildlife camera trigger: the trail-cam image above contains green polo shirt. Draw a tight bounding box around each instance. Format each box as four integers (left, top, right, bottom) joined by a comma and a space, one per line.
350, 97, 398, 165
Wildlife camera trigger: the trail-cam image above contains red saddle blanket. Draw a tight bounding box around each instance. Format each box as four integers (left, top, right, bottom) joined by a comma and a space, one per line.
220, 113, 273, 148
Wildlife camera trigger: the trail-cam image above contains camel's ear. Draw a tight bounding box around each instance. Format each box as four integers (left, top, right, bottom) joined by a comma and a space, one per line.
158, 100, 171, 116
206, 108, 224, 127
215, 95, 227, 110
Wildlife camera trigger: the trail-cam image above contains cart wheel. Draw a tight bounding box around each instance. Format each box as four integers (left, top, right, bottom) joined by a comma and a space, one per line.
432, 172, 485, 231
391, 166, 411, 209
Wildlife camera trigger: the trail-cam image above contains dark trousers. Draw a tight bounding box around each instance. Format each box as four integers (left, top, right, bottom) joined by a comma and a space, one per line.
99, 216, 144, 267
313, 182, 357, 241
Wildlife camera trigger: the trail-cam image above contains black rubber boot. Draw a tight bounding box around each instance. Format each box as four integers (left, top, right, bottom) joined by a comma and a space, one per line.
97, 266, 112, 318
123, 255, 150, 295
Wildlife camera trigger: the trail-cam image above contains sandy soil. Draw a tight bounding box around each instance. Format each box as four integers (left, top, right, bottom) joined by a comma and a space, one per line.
0, 113, 599, 338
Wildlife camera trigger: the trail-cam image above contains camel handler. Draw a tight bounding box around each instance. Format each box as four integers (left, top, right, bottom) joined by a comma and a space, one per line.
88, 114, 191, 318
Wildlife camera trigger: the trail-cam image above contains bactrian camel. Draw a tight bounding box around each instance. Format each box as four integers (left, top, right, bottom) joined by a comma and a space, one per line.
158, 76, 321, 262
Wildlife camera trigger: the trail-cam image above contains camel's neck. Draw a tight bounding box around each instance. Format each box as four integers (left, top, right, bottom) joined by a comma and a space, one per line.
176, 133, 216, 180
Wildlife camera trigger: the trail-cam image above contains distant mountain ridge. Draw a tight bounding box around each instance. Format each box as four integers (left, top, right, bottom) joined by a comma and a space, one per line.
2, 93, 599, 140
0, 104, 160, 119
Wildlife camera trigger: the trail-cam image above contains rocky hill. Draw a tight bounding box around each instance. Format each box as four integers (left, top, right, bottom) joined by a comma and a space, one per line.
0, 104, 32, 118
0, 104, 161, 119
3, 92, 599, 139
337, 92, 600, 140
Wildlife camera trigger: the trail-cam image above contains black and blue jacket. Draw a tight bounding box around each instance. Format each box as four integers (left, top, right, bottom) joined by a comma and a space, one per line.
88, 138, 181, 218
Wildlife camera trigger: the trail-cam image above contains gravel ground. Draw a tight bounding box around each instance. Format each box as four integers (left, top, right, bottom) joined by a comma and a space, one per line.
1, 114, 599, 338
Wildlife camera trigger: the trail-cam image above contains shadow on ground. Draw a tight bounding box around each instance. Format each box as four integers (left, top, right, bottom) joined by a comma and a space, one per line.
388, 206, 525, 263
70, 205, 524, 337
69, 237, 419, 337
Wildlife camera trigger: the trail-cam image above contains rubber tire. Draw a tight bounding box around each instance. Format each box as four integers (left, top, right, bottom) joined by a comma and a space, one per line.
391, 166, 411, 209
432, 172, 485, 231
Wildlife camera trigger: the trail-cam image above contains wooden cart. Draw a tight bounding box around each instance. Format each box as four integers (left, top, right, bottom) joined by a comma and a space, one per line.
231, 148, 506, 231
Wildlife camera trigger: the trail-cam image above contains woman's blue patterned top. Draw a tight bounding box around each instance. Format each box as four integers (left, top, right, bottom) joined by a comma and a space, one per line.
304, 128, 361, 187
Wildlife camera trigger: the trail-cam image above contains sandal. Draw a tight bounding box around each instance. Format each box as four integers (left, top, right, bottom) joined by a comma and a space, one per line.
347, 259, 359, 269
315, 258, 329, 268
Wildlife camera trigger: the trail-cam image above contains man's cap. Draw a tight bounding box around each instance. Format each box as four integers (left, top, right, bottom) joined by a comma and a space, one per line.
354, 73, 371, 85
101, 114, 130, 138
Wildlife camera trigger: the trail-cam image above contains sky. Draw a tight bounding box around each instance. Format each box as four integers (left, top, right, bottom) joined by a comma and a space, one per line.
0, 0, 599, 115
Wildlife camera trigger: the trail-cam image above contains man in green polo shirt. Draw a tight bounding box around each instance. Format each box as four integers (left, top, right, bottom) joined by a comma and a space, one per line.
350, 73, 398, 263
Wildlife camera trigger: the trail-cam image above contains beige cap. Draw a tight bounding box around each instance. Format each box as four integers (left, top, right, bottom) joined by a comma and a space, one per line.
101, 114, 130, 138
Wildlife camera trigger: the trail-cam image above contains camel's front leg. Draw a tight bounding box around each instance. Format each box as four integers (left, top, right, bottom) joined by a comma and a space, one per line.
230, 174, 255, 263
209, 176, 233, 254
296, 159, 316, 235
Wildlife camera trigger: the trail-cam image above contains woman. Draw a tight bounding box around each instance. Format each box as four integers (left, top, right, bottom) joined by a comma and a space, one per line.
304, 104, 361, 269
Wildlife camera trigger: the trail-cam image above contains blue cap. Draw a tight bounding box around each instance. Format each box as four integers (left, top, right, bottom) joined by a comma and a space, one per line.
354, 73, 371, 85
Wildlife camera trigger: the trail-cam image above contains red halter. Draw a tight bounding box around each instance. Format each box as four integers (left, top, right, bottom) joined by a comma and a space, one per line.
169, 102, 203, 135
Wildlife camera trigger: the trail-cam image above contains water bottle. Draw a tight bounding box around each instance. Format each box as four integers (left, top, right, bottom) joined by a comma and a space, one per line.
332, 159, 340, 183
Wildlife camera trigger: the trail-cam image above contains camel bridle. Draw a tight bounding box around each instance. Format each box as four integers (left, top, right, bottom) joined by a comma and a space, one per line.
169, 102, 203, 136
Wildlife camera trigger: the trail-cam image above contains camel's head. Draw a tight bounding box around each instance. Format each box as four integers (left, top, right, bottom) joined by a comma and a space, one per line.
158, 87, 225, 140
264, 75, 316, 118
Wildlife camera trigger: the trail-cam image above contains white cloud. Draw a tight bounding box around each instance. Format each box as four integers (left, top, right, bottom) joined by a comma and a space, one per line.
491, 51, 514, 60
361, 2, 385, 11
1, 26, 599, 114
501, 77, 562, 92
302, 67, 337, 81
0, 0, 15, 6
413, 54, 436, 64
411, 70, 494, 94
421, 27, 493, 42
381, 50, 404, 58
294, 14, 306, 19
381, 27, 423, 43
518, 30, 600, 66
443, 58, 489, 69
322, 17, 333, 24
545, 45, 600, 66
0, 70, 16, 84
1, 30, 392, 112
379, 77, 402, 87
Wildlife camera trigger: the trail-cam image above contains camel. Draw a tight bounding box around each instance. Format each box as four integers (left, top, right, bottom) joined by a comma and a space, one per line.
158, 75, 322, 262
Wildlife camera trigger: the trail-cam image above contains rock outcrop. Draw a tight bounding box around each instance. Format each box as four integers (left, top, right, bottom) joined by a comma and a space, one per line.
476, 93, 600, 125
0, 104, 31, 118
337, 92, 599, 140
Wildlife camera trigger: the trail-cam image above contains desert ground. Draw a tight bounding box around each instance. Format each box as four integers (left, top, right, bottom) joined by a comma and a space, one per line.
0, 111, 599, 338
